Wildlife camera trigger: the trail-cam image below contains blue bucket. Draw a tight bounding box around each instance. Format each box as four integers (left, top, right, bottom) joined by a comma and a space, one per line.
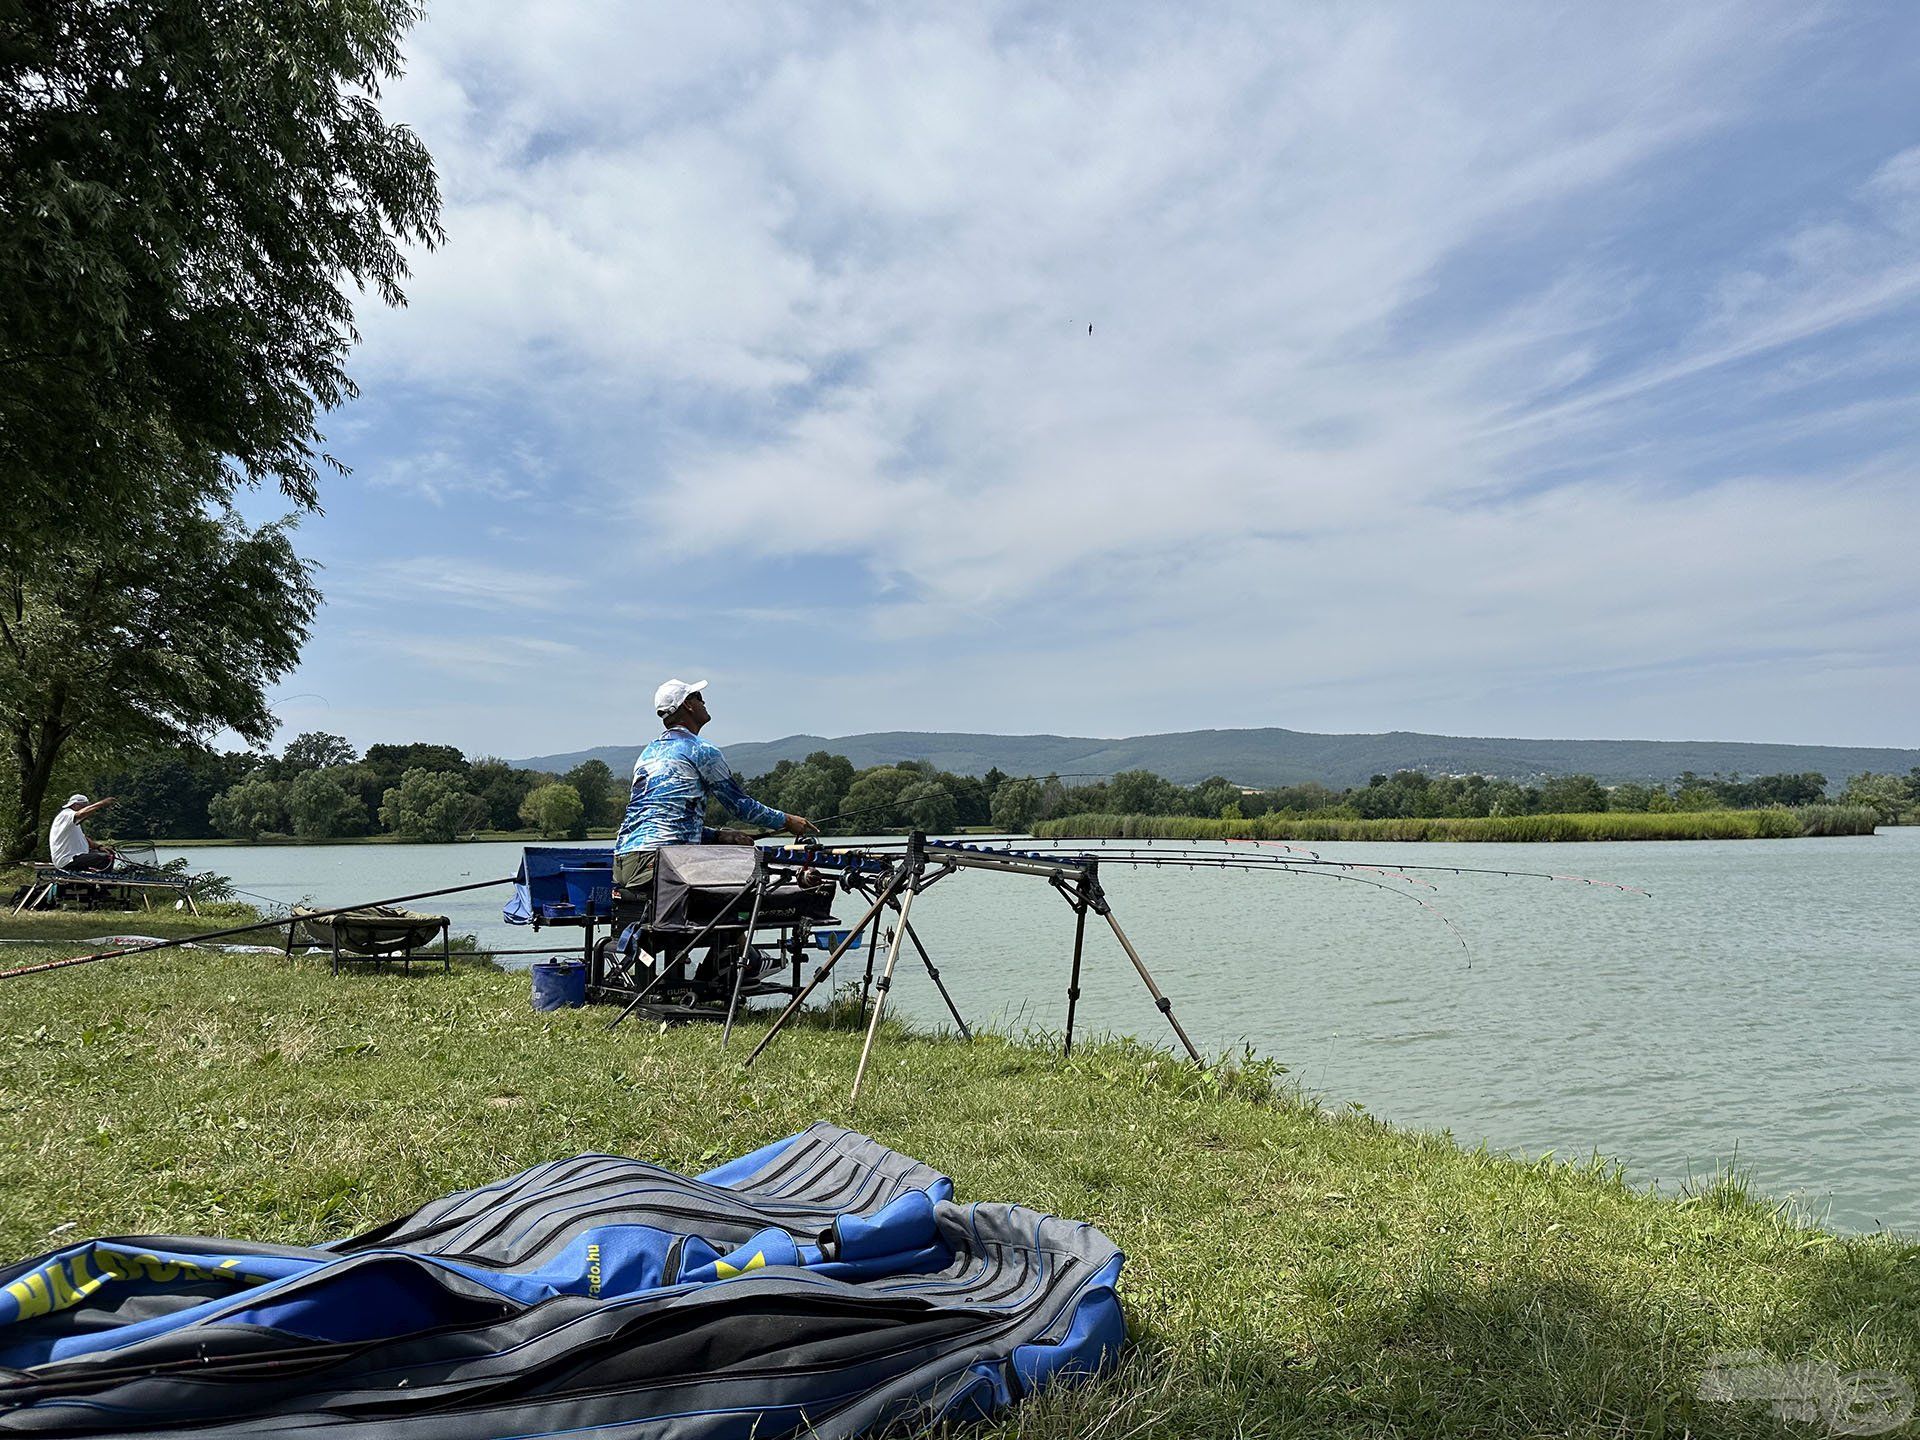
531, 959, 587, 1011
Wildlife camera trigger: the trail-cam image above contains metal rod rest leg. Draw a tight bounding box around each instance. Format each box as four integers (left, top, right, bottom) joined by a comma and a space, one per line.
858, 896, 882, 1020
721, 874, 767, 1047
1101, 907, 1204, 1065
851, 879, 918, 1102
744, 872, 902, 1067
1064, 893, 1089, 1058
897, 915, 970, 1041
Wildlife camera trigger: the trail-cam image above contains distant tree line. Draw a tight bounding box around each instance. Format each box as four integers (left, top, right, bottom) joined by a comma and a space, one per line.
72, 734, 626, 844
744, 757, 1920, 831
31, 736, 1918, 849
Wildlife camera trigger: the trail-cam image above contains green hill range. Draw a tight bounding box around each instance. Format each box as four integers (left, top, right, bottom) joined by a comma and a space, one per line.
515, 728, 1920, 790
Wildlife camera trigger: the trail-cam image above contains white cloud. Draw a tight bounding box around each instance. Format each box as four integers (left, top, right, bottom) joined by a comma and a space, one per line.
314, 3, 1920, 749
350, 631, 582, 680
332, 556, 586, 613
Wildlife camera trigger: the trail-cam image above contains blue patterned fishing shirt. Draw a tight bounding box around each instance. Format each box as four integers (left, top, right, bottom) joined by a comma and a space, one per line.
613, 727, 787, 854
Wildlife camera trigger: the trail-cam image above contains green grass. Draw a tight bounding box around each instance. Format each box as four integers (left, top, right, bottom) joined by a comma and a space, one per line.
0, 909, 1915, 1437
1037, 806, 1879, 842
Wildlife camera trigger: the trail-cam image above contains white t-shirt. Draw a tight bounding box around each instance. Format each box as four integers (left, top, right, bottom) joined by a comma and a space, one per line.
49, 809, 88, 867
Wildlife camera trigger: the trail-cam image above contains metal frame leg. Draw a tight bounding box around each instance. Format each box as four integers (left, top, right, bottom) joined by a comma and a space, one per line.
894, 912, 970, 1040
744, 869, 904, 1067
1099, 903, 1203, 1065
851, 879, 918, 1101
858, 909, 881, 1018
1064, 882, 1090, 1057
720, 876, 766, 1047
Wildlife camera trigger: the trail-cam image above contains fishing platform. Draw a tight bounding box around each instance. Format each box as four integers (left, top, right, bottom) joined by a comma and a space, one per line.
9, 862, 200, 917
504, 832, 1201, 1097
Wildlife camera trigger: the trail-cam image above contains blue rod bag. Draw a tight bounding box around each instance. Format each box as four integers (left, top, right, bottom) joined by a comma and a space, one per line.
0, 1124, 1124, 1437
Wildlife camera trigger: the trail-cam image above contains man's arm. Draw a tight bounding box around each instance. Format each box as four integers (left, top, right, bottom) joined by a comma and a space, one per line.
76, 797, 116, 820
692, 741, 789, 831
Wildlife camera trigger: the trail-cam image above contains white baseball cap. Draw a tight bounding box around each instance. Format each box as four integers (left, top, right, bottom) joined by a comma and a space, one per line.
653, 678, 708, 718
66, 794, 89, 808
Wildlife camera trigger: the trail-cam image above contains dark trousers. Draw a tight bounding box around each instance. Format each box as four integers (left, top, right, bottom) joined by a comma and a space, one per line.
64, 851, 114, 872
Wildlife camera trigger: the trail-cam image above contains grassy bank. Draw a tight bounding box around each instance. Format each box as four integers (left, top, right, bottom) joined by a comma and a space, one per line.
0, 913, 1914, 1436
1037, 805, 1879, 843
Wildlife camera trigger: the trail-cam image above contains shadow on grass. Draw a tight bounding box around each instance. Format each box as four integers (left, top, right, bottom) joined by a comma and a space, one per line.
997, 1236, 1920, 1439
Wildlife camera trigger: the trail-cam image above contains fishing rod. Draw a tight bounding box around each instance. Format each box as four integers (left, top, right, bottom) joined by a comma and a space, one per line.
789, 837, 1478, 956
0, 876, 515, 982
1073, 853, 1473, 956
970, 841, 1653, 894
820, 837, 1647, 895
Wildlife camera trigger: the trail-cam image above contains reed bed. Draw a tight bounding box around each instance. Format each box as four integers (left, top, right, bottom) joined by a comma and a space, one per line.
1036, 806, 1878, 842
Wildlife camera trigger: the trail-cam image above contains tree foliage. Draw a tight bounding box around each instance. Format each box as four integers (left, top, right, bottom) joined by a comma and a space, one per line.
286, 767, 368, 839
1, 509, 317, 859
1840, 772, 1909, 824
730, 756, 1875, 835
838, 766, 918, 832
470, 756, 540, 831
88, 745, 251, 840
0, 0, 443, 562
208, 775, 289, 841
989, 777, 1042, 831
281, 732, 358, 773
0, 0, 440, 859
561, 759, 617, 828
897, 779, 957, 833
519, 782, 586, 839
379, 768, 487, 843
49, 730, 1903, 847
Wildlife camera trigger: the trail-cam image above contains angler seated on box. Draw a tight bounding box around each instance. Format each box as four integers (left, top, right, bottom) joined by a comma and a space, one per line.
49, 794, 117, 873
611, 678, 814, 906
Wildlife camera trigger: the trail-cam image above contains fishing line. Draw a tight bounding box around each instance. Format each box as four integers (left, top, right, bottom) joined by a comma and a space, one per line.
0, 876, 515, 982
999, 841, 1652, 894
1065, 853, 1475, 961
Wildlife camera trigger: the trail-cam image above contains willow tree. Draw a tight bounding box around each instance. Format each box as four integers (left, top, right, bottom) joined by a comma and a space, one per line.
0, 0, 442, 858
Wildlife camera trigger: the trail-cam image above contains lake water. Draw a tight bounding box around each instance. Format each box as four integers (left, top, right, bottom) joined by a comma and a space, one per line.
158, 829, 1920, 1234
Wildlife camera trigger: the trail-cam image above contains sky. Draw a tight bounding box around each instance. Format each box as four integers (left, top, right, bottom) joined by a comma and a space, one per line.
261, 1, 1920, 761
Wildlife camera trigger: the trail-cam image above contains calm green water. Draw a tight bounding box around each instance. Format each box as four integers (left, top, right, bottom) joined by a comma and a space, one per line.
161, 829, 1920, 1234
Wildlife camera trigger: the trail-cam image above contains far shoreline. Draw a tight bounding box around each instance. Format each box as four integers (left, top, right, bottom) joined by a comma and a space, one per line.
120, 809, 1888, 847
